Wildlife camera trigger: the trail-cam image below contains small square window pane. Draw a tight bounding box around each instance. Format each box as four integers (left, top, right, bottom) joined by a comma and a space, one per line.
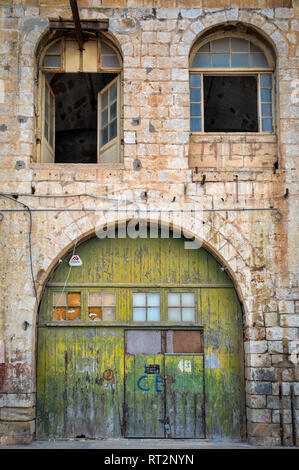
211, 38, 229, 53
101, 109, 108, 127
101, 126, 108, 146
181, 293, 195, 307
250, 42, 262, 53
68, 292, 80, 306
190, 118, 202, 132
262, 118, 272, 132
67, 306, 80, 321
110, 101, 117, 120
147, 293, 160, 307
109, 119, 117, 140
53, 306, 66, 321
190, 103, 202, 117
53, 292, 66, 305
182, 308, 195, 321
168, 308, 181, 321
262, 103, 272, 117
192, 53, 210, 68
133, 293, 146, 307
89, 292, 101, 306
168, 293, 180, 307
47, 42, 61, 54
43, 55, 61, 68
133, 307, 146, 321
212, 54, 229, 68
110, 82, 117, 102
101, 42, 115, 55
260, 74, 272, 88
102, 55, 120, 68
101, 90, 108, 109
261, 88, 272, 102
198, 43, 210, 53
190, 88, 201, 102
102, 307, 115, 321
147, 307, 160, 321
231, 53, 249, 68
250, 53, 268, 67
88, 307, 102, 321
102, 292, 116, 306
190, 74, 201, 88
231, 38, 249, 52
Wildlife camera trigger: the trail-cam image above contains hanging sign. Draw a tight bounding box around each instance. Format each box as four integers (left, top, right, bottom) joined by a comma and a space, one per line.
69, 254, 83, 266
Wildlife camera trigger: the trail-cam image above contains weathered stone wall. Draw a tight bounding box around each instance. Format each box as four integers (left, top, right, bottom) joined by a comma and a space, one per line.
0, 1, 298, 446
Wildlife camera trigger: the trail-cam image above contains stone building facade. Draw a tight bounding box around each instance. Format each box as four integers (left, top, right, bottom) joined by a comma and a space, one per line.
0, 0, 298, 446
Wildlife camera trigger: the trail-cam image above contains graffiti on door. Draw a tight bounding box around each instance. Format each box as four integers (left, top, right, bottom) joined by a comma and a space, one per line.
137, 375, 164, 392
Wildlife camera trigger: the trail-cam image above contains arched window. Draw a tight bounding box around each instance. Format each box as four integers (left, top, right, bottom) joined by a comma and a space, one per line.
38, 37, 122, 163
189, 34, 275, 134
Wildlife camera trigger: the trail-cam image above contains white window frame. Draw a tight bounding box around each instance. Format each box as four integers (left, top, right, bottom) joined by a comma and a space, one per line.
37, 38, 122, 163
189, 33, 275, 135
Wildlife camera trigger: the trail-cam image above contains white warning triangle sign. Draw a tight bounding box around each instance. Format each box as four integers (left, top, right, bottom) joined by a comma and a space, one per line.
69, 254, 83, 266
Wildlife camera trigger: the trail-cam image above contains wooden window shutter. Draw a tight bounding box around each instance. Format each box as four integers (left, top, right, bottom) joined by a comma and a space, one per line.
41, 74, 55, 162
98, 75, 120, 163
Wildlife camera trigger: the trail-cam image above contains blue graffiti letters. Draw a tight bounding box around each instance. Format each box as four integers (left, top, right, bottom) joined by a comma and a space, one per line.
137, 375, 164, 392
137, 375, 150, 392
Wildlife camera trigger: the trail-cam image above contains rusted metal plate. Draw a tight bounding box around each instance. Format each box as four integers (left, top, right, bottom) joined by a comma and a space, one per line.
126, 330, 162, 355
167, 330, 202, 354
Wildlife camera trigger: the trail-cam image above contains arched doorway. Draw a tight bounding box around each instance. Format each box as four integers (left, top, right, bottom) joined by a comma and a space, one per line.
36, 229, 245, 440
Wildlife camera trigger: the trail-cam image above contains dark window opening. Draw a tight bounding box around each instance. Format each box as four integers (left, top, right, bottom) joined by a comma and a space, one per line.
204, 75, 258, 132
48, 72, 117, 163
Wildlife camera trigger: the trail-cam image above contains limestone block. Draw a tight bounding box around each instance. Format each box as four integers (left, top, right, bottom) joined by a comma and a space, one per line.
0, 406, 35, 421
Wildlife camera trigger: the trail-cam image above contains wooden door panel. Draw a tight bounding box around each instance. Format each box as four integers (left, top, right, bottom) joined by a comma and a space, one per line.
36, 327, 123, 439
165, 355, 204, 438
125, 354, 165, 438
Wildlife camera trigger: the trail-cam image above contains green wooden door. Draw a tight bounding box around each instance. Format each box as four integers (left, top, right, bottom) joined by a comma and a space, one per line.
165, 355, 204, 438
125, 354, 165, 438
36, 327, 124, 438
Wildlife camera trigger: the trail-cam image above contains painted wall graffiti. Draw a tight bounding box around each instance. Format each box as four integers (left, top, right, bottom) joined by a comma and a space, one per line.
103, 369, 114, 381
137, 375, 164, 393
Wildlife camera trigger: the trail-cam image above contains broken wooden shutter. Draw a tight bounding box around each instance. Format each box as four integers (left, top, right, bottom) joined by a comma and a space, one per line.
98, 75, 120, 163
41, 74, 55, 162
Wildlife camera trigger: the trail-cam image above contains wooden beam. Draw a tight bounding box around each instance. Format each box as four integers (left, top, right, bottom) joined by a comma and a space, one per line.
69, 0, 84, 51
49, 20, 109, 32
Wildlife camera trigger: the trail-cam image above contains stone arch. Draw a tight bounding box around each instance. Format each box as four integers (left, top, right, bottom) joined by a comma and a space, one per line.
35, 206, 257, 316
184, 10, 288, 58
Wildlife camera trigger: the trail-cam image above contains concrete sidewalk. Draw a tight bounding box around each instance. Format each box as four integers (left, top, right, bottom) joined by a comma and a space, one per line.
0, 438, 291, 449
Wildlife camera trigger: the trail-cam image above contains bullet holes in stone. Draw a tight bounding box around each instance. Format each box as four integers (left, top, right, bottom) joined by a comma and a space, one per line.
23, 321, 30, 331
15, 160, 25, 170
133, 158, 142, 171
131, 118, 140, 126
149, 122, 155, 133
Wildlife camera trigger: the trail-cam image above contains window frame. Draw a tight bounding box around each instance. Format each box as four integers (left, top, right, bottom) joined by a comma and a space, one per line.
37, 37, 122, 164
189, 33, 275, 135
98, 75, 121, 163
167, 291, 197, 323
132, 291, 161, 323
